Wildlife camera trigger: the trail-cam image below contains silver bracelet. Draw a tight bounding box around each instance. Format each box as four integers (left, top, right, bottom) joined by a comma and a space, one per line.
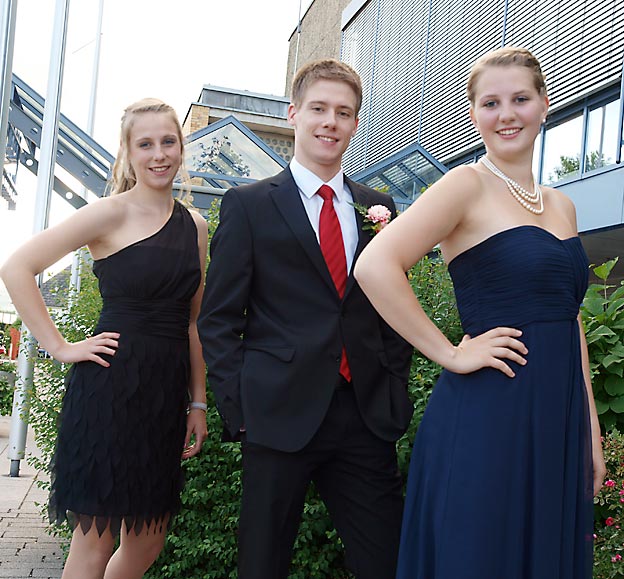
189, 401, 208, 412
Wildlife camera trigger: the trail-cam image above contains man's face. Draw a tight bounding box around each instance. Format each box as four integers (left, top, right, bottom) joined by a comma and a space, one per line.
287, 79, 359, 180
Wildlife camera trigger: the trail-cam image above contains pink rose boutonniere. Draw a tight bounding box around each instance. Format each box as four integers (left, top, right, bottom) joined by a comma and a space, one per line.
351, 202, 392, 234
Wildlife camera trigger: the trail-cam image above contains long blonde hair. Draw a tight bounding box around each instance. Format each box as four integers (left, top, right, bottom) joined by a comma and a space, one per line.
107, 98, 190, 198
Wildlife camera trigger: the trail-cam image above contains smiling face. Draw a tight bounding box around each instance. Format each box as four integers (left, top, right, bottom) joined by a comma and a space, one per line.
287, 79, 359, 181
127, 111, 182, 192
469, 65, 549, 163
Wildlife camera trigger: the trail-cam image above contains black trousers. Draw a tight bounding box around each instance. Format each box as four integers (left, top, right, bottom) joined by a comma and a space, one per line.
238, 383, 404, 579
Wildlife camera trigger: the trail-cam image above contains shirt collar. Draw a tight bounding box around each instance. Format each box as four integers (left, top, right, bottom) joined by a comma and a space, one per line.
290, 157, 346, 202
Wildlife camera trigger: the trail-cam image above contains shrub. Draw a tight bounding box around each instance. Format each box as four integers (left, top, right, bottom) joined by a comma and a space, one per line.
581, 258, 624, 432
28, 261, 103, 540
149, 249, 461, 579
24, 204, 461, 576
0, 360, 16, 416
594, 429, 624, 577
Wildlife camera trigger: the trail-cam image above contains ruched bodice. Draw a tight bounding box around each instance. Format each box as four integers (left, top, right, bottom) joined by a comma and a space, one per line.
397, 225, 593, 579
49, 200, 201, 537
92, 201, 200, 338
448, 225, 588, 335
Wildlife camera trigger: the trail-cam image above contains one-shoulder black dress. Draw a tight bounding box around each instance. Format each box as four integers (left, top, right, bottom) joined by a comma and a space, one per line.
48, 201, 201, 537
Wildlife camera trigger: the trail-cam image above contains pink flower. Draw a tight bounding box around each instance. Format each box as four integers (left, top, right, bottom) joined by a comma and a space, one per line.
612, 554, 622, 562
606, 517, 616, 526
366, 205, 391, 226
606, 480, 616, 487
351, 202, 393, 235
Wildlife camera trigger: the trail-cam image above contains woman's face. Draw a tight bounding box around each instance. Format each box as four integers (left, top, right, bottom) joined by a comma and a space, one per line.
470, 65, 548, 162
127, 112, 182, 191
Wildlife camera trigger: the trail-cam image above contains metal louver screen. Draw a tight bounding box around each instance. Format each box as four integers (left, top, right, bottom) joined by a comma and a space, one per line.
341, 0, 624, 174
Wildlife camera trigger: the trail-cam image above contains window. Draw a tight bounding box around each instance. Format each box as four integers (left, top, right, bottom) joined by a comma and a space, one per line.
542, 115, 584, 184
586, 99, 620, 172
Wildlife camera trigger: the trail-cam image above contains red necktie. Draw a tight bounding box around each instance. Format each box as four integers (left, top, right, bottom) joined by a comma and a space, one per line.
317, 184, 351, 382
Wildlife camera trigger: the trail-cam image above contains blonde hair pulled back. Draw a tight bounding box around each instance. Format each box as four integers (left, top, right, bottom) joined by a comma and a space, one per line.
107, 98, 189, 197
466, 47, 547, 105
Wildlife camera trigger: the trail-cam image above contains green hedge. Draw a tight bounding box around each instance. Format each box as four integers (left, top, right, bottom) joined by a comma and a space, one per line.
0, 360, 16, 416
24, 204, 460, 577
23, 199, 624, 577
581, 258, 624, 433
145, 249, 461, 579
593, 428, 624, 577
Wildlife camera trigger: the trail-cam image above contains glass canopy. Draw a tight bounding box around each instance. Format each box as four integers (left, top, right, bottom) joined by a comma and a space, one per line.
9, 74, 114, 206
185, 115, 286, 189
352, 143, 447, 210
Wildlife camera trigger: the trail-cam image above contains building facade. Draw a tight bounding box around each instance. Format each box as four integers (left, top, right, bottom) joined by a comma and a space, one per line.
341, 0, 623, 180
285, 0, 352, 94
334, 0, 624, 273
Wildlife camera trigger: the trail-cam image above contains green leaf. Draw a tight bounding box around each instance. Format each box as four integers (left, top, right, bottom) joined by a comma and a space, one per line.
611, 284, 624, 300
586, 325, 617, 344
609, 395, 624, 413
604, 375, 624, 396
610, 342, 624, 357
582, 296, 607, 316
601, 409, 617, 431
595, 398, 610, 414
604, 361, 624, 377
606, 297, 624, 317
593, 258, 618, 281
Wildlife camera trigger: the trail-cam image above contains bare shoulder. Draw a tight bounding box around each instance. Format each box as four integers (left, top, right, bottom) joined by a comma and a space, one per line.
438, 164, 482, 190
543, 185, 577, 219
423, 164, 483, 205
83, 195, 126, 219
543, 185, 574, 210
188, 207, 208, 233
66, 195, 134, 254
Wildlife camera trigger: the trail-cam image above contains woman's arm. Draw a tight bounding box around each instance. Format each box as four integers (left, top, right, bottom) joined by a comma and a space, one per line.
578, 314, 606, 495
0, 199, 121, 366
183, 211, 209, 459
554, 189, 605, 494
354, 165, 527, 377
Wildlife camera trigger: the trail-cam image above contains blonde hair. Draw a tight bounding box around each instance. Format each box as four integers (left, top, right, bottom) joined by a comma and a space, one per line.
466, 47, 548, 105
291, 58, 363, 116
107, 98, 190, 198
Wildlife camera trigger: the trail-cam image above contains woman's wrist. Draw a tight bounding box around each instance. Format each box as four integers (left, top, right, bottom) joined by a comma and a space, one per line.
188, 401, 207, 412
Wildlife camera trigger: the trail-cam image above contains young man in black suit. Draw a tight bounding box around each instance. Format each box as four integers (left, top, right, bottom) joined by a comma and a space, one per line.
198, 59, 414, 579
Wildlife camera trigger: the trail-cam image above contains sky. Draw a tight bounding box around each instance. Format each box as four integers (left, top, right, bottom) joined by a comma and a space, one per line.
0, 0, 314, 313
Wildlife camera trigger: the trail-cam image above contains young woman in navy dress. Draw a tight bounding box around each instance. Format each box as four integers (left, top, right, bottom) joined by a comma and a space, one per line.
355, 47, 605, 578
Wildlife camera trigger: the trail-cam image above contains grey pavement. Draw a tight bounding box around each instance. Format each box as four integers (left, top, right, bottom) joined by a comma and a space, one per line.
0, 416, 65, 579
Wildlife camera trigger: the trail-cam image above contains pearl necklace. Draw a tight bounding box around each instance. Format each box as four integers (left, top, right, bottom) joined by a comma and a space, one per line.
481, 156, 544, 214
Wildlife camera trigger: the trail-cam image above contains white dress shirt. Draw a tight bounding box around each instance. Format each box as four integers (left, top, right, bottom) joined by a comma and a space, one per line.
289, 158, 359, 273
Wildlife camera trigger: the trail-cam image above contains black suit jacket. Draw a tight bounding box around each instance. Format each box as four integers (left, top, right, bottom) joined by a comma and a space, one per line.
198, 167, 413, 452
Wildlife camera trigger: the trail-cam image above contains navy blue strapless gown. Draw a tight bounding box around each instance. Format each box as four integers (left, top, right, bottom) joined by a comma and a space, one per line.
396, 225, 594, 579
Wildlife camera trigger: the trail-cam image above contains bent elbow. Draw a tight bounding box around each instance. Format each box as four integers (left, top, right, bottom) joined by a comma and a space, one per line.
353, 253, 376, 294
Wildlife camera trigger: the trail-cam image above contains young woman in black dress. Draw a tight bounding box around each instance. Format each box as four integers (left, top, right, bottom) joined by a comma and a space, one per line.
1, 98, 208, 579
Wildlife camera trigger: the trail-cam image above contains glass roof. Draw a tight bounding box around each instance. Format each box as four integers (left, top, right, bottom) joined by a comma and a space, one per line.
7, 79, 285, 211
185, 115, 286, 188
352, 143, 447, 210
10, 74, 114, 203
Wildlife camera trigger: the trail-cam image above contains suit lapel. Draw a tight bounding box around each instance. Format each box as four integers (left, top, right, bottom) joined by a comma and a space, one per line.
270, 169, 338, 296
345, 178, 373, 298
